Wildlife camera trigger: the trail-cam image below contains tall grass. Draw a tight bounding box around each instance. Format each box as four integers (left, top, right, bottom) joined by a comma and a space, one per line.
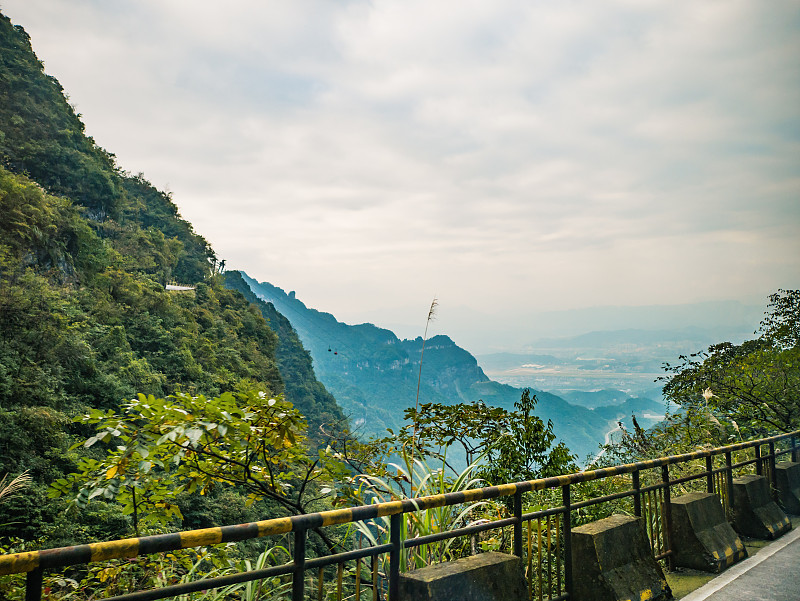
0, 470, 31, 504
350, 446, 495, 573
409, 296, 438, 488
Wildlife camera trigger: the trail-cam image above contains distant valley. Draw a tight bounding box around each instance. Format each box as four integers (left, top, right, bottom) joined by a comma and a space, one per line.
478, 326, 746, 402
236, 272, 667, 462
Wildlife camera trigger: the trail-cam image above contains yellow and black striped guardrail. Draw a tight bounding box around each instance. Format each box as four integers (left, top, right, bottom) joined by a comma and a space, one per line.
2, 429, 798, 601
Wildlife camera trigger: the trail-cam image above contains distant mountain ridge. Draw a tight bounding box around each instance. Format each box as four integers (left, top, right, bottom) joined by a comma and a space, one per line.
409, 299, 762, 354
235, 272, 666, 460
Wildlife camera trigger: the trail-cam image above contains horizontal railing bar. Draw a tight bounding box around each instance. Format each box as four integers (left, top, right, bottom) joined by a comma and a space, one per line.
648, 454, 764, 488
404, 517, 517, 548
571, 488, 636, 510
103, 542, 396, 601
102, 561, 296, 601
522, 505, 567, 521
3, 429, 797, 576
647, 453, 766, 490
105, 542, 396, 601
655, 550, 674, 561
305, 543, 393, 570
667, 471, 710, 488
730, 457, 760, 470
639, 481, 668, 494
708, 465, 731, 476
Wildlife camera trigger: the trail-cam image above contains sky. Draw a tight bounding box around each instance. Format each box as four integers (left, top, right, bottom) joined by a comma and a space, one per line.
3, 1, 799, 350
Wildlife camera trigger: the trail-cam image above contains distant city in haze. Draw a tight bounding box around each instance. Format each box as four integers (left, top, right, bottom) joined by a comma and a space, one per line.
261, 287, 766, 398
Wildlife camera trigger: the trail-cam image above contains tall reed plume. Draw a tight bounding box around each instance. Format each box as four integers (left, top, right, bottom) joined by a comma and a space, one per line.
410, 296, 438, 489
0, 470, 31, 503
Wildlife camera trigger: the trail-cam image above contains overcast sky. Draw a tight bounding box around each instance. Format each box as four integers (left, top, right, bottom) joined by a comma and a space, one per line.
3, 1, 798, 348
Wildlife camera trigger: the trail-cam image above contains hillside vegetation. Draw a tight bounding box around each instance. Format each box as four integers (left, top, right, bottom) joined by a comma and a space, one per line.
0, 12, 342, 547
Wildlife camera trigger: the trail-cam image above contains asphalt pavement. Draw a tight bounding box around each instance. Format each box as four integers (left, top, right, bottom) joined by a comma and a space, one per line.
681, 525, 800, 601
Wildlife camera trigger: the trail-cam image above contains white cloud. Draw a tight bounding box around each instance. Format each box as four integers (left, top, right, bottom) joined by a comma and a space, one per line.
2, 0, 798, 345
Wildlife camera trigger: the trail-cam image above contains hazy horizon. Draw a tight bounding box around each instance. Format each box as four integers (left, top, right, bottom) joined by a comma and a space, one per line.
244, 272, 765, 355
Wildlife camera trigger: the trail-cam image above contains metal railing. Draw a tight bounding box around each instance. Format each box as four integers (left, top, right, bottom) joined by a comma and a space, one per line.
2, 430, 798, 601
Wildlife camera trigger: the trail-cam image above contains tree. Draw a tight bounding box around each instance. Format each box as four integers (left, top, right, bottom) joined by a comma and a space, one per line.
662, 289, 800, 437
330, 390, 576, 498
50, 386, 347, 545
759, 288, 800, 349
403, 400, 514, 470
478, 389, 576, 487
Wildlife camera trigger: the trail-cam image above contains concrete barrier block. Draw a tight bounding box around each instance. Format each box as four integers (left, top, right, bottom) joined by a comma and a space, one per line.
571, 514, 672, 601
732, 474, 792, 539
775, 461, 800, 515
397, 551, 527, 601
670, 492, 746, 572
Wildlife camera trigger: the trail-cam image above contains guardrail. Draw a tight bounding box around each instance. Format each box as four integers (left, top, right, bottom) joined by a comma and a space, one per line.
2, 430, 798, 601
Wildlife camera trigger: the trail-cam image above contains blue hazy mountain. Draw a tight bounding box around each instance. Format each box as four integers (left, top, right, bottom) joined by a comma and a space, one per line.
235, 272, 665, 460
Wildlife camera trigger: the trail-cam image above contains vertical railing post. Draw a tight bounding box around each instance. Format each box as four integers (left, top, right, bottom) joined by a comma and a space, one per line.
661, 464, 674, 571
562, 484, 573, 601
769, 441, 777, 499
755, 444, 762, 475
706, 455, 714, 494
292, 528, 307, 601
632, 470, 641, 517
389, 513, 402, 601
725, 451, 734, 513
25, 568, 43, 601
513, 489, 523, 558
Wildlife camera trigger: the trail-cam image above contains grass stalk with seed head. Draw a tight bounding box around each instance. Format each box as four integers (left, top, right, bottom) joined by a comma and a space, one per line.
0, 470, 31, 504
410, 296, 438, 491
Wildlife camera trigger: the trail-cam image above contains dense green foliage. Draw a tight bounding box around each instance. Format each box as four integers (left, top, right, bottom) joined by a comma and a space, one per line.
0, 164, 286, 407
662, 289, 799, 439
223, 271, 345, 434
389, 390, 576, 486
0, 13, 212, 283
0, 17, 119, 216
0, 166, 295, 544
0, 11, 343, 551
595, 290, 800, 467
50, 387, 347, 542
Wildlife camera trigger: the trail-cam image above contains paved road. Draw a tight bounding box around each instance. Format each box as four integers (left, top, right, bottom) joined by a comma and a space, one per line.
682, 526, 800, 601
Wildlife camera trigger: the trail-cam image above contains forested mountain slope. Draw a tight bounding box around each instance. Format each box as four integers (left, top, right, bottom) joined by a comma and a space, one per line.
237, 273, 665, 460
0, 12, 342, 546
223, 271, 345, 432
